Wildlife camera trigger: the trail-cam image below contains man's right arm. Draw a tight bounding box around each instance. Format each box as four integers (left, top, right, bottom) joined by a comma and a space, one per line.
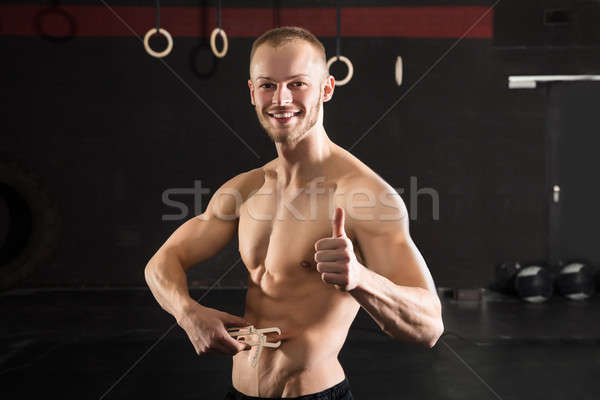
144, 169, 263, 323
144, 169, 264, 356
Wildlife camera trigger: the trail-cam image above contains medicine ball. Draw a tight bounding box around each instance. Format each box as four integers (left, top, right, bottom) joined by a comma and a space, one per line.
555, 262, 595, 300
514, 265, 554, 303
491, 261, 521, 293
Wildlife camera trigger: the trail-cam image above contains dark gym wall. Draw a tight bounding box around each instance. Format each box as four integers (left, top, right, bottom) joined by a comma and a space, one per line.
2, 0, 599, 289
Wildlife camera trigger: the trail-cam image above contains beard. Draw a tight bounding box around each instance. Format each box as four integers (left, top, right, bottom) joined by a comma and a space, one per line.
256, 96, 322, 144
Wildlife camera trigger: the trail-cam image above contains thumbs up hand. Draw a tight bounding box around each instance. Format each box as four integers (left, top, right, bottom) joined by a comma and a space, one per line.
314, 207, 364, 292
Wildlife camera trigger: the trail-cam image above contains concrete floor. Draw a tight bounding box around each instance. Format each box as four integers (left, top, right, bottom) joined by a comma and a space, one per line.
1, 288, 599, 399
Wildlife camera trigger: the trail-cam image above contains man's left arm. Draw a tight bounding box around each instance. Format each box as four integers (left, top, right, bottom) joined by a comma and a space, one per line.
314, 185, 444, 348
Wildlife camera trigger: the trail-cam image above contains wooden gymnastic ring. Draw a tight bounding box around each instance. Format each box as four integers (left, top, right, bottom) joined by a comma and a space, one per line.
327, 55, 354, 86
143, 28, 173, 58
34, 6, 77, 43
210, 28, 228, 58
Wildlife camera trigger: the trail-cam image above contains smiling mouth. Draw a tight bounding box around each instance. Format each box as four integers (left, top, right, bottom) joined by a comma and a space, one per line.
267, 111, 302, 123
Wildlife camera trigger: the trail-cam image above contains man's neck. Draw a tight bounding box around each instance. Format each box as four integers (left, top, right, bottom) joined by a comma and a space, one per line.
274, 127, 334, 188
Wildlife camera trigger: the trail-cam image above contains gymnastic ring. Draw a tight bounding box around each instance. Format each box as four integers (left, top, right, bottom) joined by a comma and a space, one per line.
327, 55, 353, 86
34, 6, 77, 43
143, 28, 173, 58
210, 28, 228, 58
190, 43, 220, 80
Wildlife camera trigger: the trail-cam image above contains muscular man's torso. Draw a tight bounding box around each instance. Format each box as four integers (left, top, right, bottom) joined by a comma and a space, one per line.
232, 153, 367, 397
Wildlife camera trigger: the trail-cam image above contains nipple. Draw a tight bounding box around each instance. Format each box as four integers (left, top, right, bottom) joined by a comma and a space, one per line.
300, 260, 312, 269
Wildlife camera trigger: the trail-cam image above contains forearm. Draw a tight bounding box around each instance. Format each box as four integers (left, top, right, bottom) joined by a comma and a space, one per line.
144, 248, 197, 322
350, 266, 444, 347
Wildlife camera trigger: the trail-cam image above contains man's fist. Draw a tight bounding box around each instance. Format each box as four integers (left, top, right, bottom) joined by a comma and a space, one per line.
177, 302, 252, 356
314, 207, 364, 291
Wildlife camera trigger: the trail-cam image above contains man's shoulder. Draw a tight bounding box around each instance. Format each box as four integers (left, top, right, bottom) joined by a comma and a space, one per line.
335, 150, 395, 195
219, 159, 278, 196
340, 170, 403, 217
334, 150, 406, 228
206, 165, 269, 219
220, 166, 266, 196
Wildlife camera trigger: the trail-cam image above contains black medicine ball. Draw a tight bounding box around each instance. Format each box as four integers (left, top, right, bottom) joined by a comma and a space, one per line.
555, 262, 595, 300
514, 265, 554, 303
492, 261, 521, 293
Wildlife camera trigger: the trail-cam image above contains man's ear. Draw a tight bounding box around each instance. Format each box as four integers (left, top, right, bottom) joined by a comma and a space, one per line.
322, 75, 335, 103
248, 79, 255, 106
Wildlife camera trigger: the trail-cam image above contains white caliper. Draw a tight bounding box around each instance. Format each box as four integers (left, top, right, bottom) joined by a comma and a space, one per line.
227, 326, 282, 367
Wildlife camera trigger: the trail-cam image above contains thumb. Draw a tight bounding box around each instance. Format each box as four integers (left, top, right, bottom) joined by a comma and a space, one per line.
332, 207, 346, 238
229, 333, 252, 351
221, 312, 251, 329
222, 314, 253, 351
222, 326, 252, 352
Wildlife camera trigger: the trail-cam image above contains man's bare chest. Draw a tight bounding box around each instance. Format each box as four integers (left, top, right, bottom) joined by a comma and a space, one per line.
237, 180, 339, 276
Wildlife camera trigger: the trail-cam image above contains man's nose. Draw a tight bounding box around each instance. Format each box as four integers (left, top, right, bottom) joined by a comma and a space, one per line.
272, 84, 292, 105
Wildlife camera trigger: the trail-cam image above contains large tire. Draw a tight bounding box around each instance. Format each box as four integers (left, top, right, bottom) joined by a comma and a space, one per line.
0, 160, 61, 290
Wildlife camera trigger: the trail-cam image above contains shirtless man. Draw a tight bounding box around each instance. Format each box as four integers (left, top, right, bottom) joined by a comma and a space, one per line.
145, 26, 444, 399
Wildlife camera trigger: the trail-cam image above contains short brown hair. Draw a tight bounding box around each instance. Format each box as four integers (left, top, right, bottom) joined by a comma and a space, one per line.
249, 26, 327, 78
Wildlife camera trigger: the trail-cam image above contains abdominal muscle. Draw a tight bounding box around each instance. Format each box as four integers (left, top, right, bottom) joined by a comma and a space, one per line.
231, 267, 360, 398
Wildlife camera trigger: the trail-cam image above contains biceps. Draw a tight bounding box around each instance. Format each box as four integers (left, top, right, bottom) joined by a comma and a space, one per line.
361, 234, 435, 292
162, 214, 237, 270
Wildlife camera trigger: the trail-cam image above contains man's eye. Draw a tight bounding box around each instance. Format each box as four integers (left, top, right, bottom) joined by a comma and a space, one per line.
293, 82, 306, 87
261, 83, 274, 88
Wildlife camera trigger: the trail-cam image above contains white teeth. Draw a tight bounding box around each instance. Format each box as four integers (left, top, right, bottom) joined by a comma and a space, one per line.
275, 113, 294, 118
273, 112, 296, 118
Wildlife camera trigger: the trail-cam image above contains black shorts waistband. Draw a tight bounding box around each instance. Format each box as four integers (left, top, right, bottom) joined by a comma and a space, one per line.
224, 377, 352, 400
